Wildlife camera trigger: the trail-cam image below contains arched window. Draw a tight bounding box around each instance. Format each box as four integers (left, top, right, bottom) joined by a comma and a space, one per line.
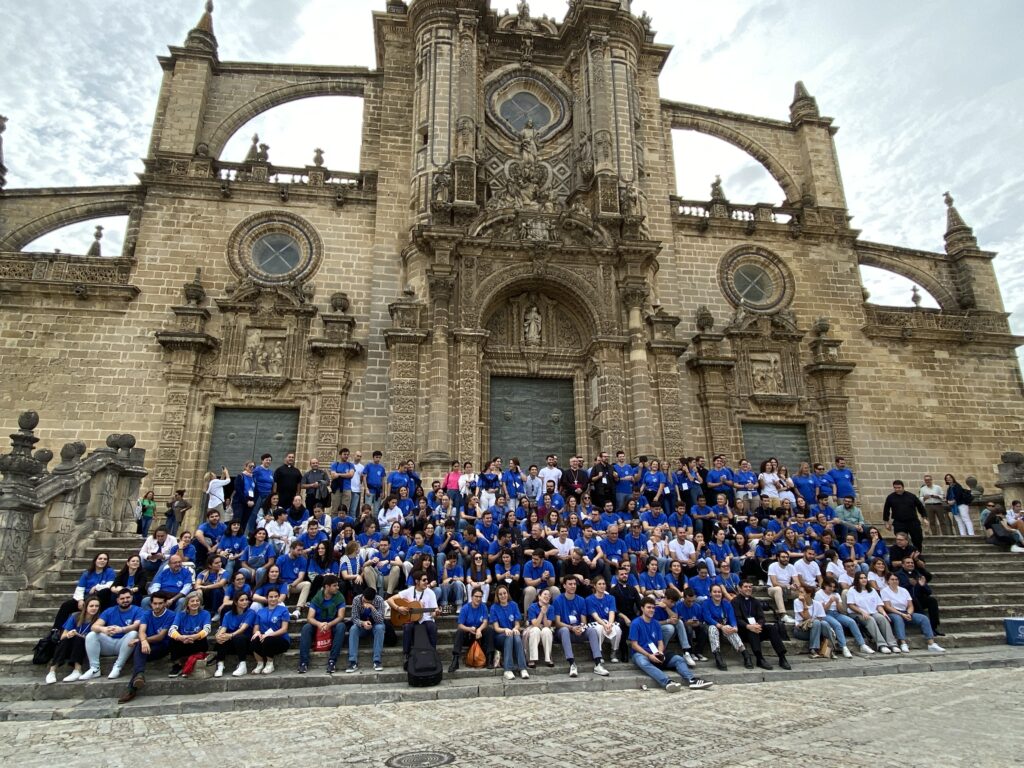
220, 96, 363, 170
22, 215, 127, 256
859, 265, 941, 309
672, 130, 788, 204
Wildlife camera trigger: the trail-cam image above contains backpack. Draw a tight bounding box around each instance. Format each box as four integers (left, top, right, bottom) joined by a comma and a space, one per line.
406, 623, 443, 687
32, 629, 60, 666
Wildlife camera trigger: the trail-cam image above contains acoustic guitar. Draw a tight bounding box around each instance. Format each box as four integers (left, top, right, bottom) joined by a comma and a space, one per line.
389, 597, 428, 628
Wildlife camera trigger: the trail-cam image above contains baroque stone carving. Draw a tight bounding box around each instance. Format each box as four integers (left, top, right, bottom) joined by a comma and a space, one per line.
750, 353, 786, 395
523, 305, 542, 346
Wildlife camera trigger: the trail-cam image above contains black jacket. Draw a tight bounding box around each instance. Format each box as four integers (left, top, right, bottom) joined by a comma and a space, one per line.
732, 594, 769, 626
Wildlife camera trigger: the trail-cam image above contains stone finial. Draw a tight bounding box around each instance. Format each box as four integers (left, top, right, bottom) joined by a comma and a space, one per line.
183, 268, 206, 306
244, 134, 259, 162
0, 411, 44, 483
86, 225, 103, 256
695, 305, 715, 332
812, 316, 831, 336
0, 114, 7, 190
313, 148, 324, 167
329, 292, 351, 313
789, 80, 820, 122
942, 190, 978, 254
911, 285, 922, 307
257, 143, 270, 163
186, 0, 218, 53
710, 175, 725, 202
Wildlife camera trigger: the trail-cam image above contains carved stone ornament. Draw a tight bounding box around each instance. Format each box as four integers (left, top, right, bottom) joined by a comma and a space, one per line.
750, 353, 786, 395
695, 305, 715, 332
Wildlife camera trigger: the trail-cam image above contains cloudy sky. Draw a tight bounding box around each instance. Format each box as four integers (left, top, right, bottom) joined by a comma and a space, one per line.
1, 0, 1021, 352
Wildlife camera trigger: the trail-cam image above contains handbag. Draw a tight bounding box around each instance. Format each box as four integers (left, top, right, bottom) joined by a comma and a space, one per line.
314, 624, 333, 653
466, 639, 487, 668
32, 629, 60, 665
818, 636, 834, 659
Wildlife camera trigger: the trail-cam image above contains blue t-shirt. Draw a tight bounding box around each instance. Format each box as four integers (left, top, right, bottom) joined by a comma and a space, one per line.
489, 601, 523, 630
623, 532, 648, 552
641, 510, 668, 529
479, 472, 500, 491
613, 463, 636, 495
62, 615, 95, 636
792, 475, 817, 504
221, 608, 256, 635
171, 609, 211, 636
527, 602, 555, 623
552, 593, 588, 627
690, 503, 714, 519
241, 542, 275, 568
198, 521, 227, 548
255, 604, 291, 640
585, 593, 616, 621
224, 583, 252, 601
611, 572, 640, 589
255, 580, 288, 599
329, 460, 354, 492
601, 538, 627, 563
688, 574, 715, 598
364, 463, 386, 491
168, 543, 196, 562
153, 567, 192, 595
575, 536, 601, 559
253, 466, 274, 495
523, 560, 556, 584
458, 602, 488, 629
476, 521, 499, 542
813, 474, 836, 499
701, 599, 737, 627
296, 531, 328, 551
733, 470, 758, 492
219, 534, 247, 557
77, 567, 116, 592
140, 608, 175, 639
641, 470, 666, 492
442, 563, 465, 581
494, 563, 521, 580
502, 470, 525, 498
638, 572, 667, 592
829, 468, 856, 499
628, 616, 662, 650
706, 467, 734, 492
276, 554, 307, 582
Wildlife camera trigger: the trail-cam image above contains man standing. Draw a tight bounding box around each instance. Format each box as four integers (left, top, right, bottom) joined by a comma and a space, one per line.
538, 455, 562, 496
828, 457, 857, 502
883, 480, 930, 552
251, 454, 275, 535
629, 596, 713, 693
560, 456, 589, 506
589, 452, 614, 510
732, 579, 790, 670
363, 451, 386, 513
302, 457, 331, 515
231, 461, 257, 533
329, 448, 355, 515
348, 451, 366, 520
273, 452, 304, 514
612, 451, 635, 513
919, 474, 951, 536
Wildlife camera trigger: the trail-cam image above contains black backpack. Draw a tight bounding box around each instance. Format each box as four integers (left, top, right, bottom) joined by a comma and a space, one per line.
32, 629, 60, 666
406, 622, 443, 687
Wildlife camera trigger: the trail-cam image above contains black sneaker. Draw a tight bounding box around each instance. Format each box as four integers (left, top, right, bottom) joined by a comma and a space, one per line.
297, 663, 308, 674
168, 664, 182, 678
688, 677, 713, 690
345, 663, 358, 674
326, 661, 336, 675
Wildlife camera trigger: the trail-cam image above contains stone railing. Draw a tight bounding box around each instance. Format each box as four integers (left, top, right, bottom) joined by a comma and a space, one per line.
0, 412, 146, 619
861, 305, 1017, 346
0, 250, 141, 302
669, 196, 798, 226
212, 160, 364, 189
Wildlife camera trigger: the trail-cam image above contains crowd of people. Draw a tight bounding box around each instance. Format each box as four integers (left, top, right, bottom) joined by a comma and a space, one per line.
47, 449, 986, 697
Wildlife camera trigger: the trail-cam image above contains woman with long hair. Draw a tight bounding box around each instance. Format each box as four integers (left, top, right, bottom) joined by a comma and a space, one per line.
50, 552, 116, 631
307, 540, 338, 599
218, 519, 247, 578
792, 583, 836, 658
250, 587, 291, 674
138, 490, 157, 538
220, 569, 253, 619
252, 564, 287, 608
465, 552, 491, 604
944, 473, 975, 536
845, 571, 899, 653
195, 554, 229, 613
212, 592, 256, 677
45, 596, 102, 683
523, 586, 555, 668
867, 556, 890, 591
111, 555, 149, 606
489, 584, 528, 679
494, 548, 523, 606
240, 527, 276, 586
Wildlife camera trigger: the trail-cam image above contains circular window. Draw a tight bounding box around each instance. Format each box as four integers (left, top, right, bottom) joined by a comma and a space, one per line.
499, 92, 552, 133
719, 246, 794, 311
226, 211, 322, 287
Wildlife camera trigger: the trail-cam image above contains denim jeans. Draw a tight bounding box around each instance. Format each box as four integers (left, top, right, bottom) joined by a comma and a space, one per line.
793, 619, 826, 651
824, 610, 865, 647
299, 622, 346, 665
85, 631, 138, 670
165, 515, 180, 537
889, 612, 934, 641
493, 629, 527, 671
439, 580, 466, 609
659, 621, 691, 652
631, 652, 694, 687
348, 622, 385, 665
139, 516, 153, 538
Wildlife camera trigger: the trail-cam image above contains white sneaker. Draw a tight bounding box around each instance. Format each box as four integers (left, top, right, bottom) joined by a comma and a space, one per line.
62, 669, 82, 682
251, 662, 265, 675
232, 662, 248, 677
891, 645, 901, 654
665, 681, 683, 693
900, 642, 910, 654
609, 656, 619, 663
214, 662, 225, 678
79, 667, 100, 681
45, 671, 57, 685
107, 664, 123, 680
568, 662, 578, 678
684, 652, 697, 667
928, 642, 946, 653
262, 661, 275, 675
782, 615, 796, 625
520, 669, 529, 679
859, 644, 875, 655
1010, 544, 1024, 553
503, 670, 514, 681
593, 662, 609, 677
841, 646, 853, 658
879, 646, 892, 654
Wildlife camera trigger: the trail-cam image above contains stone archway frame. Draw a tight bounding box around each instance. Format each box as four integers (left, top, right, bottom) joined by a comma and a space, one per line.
0, 195, 141, 253
665, 113, 801, 206
205, 77, 376, 160
468, 209, 615, 249
855, 245, 958, 311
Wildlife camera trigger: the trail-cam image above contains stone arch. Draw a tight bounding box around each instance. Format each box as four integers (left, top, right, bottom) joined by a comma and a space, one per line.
206, 79, 373, 159
669, 117, 801, 204
471, 263, 606, 337
856, 249, 957, 310
0, 198, 138, 252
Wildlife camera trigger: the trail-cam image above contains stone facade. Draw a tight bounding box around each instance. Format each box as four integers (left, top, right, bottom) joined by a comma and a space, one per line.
0, 1, 1021, 520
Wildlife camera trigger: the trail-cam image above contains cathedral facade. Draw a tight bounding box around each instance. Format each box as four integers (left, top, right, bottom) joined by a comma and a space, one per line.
0, 0, 1021, 511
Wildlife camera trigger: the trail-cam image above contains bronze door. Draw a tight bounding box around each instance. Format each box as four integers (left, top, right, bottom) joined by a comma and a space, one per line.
489, 377, 576, 468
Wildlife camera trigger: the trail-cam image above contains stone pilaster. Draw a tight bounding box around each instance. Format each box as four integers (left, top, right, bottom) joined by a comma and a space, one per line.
619, 279, 654, 457
687, 332, 738, 457
309, 293, 363, 464
805, 326, 856, 463
0, 412, 46, 610
421, 271, 456, 477
453, 329, 488, 464
647, 310, 689, 461
383, 298, 428, 461
589, 339, 629, 455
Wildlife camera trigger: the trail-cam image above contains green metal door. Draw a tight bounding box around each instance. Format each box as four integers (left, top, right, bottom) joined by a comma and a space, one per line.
740, 422, 811, 471
489, 377, 576, 468
207, 408, 300, 475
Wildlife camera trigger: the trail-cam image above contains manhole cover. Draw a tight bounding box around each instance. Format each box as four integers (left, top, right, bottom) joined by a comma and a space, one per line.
385, 752, 455, 768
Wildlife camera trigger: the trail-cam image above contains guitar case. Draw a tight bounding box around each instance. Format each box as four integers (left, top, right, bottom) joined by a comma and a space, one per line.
407, 622, 443, 687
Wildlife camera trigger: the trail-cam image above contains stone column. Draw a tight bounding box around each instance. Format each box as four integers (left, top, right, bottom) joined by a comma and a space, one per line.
421, 271, 456, 477
805, 322, 856, 462
996, 453, 1024, 510
0, 412, 46, 619
647, 311, 689, 461
620, 280, 654, 457
453, 329, 489, 464
309, 293, 363, 464
590, 340, 629, 454
686, 332, 739, 457
383, 298, 428, 463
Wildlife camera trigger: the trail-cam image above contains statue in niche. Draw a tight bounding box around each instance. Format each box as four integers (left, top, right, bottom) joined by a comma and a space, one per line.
575, 131, 594, 181
269, 342, 285, 376
621, 183, 651, 238
520, 119, 539, 165
243, 329, 263, 373
524, 305, 542, 346
432, 164, 452, 203
515, 1, 536, 31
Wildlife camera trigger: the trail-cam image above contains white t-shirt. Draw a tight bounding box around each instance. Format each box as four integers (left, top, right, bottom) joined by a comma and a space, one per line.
794, 559, 822, 588
767, 561, 796, 587
813, 588, 843, 613
647, 538, 669, 557
879, 584, 913, 613
867, 571, 886, 590
1006, 508, 1021, 526
349, 462, 365, 493
759, 472, 781, 499
793, 596, 826, 622
207, 477, 232, 509
538, 466, 562, 490
837, 570, 854, 588
846, 587, 882, 614
547, 536, 574, 558
378, 506, 403, 528
668, 539, 695, 562
397, 585, 438, 623
918, 484, 945, 505
824, 560, 845, 582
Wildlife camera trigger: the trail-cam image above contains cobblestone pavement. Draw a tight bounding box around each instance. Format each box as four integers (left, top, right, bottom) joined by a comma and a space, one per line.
2, 668, 1021, 767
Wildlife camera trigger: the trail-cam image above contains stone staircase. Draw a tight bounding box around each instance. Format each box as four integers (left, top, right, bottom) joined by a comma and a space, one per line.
0, 532, 1021, 718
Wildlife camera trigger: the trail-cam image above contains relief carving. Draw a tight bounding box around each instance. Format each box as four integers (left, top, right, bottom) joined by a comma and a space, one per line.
750, 353, 786, 395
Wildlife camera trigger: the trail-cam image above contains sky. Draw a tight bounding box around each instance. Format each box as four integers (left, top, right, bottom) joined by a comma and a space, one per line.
1, 0, 1021, 355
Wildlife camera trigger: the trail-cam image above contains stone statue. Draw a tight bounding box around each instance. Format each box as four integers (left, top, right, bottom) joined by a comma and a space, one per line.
711, 174, 725, 201
520, 119, 539, 165
621, 183, 651, 238
269, 341, 285, 376
515, 1, 536, 30
243, 329, 263, 373
432, 164, 451, 203
524, 305, 542, 346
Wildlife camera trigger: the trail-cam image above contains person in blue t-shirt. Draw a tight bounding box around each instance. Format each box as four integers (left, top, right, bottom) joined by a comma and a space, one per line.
363, 451, 387, 513
705, 455, 735, 506
80, 589, 144, 680
612, 452, 636, 512
701, 584, 748, 670
488, 585, 529, 679
629, 596, 713, 692
828, 457, 857, 500
295, 519, 329, 557
552, 575, 605, 677
449, 587, 493, 673
216, 519, 247, 577
276, 541, 311, 617
166, 590, 212, 677
792, 463, 817, 506
211, 592, 256, 678
298, 575, 347, 674
585, 576, 623, 663
251, 587, 291, 675
45, 596, 102, 684
523, 587, 556, 668
195, 508, 227, 566
115, 592, 175, 701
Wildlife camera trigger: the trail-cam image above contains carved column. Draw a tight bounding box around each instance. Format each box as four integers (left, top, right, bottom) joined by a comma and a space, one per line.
452, 15, 479, 210
647, 311, 689, 461
422, 271, 456, 477
453, 329, 489, 464
687, 332, 739, 457
805, 329, 856, 463
587, 33, 621, 217
383, 298, 428, 463
620, 280, 654, 457
0, 413, 46, 616
591, 340, 630, 454
309, 293, 363, 464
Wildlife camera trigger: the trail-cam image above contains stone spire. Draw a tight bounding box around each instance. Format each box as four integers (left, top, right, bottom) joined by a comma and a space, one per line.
0, 114, 7, 190
86, 225, 103, 256
185, 1, 218, 53
789, 80, 820, 122
943, 190, 978, 253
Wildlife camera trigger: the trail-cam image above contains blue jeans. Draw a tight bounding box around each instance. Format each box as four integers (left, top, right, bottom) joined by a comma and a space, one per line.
825, 610, 865, 647
632, 652, 693, 687
348, 622, 385, 665
440, 580, 466, 609
794, 619, 835, 651
140, 516, 153, 538
494, 629, 527, 671
299, 622, 346, 666
889, 612, 934, 641
659, 621, 691, 652
165, 515, 180, 537
247, 495, 269, 536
